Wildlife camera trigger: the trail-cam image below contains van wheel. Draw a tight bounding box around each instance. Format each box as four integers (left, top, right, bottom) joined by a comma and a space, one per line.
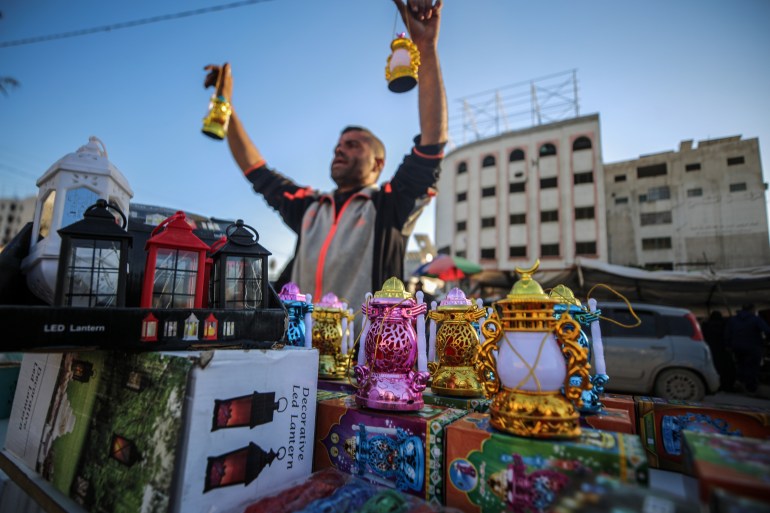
654, 369, 706, 401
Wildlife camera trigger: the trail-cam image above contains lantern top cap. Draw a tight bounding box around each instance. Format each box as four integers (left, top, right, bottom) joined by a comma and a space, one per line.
279, 282, 307, 303
318, 292, 343, 309
440, 287, 472, 306
549, 284, 582, 306
507, 259, 551, 301
374, 277, 412, 300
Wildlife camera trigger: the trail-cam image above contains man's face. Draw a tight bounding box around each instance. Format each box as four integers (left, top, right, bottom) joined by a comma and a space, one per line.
330, 131, 384, 190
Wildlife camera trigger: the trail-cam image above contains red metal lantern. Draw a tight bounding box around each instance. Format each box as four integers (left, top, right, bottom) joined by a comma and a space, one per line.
140, 211, 209, 309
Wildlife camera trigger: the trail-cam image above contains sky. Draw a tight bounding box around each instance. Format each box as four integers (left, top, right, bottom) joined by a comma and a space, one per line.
1, 0, 769, 272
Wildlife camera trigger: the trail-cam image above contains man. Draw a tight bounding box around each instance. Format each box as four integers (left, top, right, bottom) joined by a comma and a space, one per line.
725, 304, 770, 394
204, 0, 447, 312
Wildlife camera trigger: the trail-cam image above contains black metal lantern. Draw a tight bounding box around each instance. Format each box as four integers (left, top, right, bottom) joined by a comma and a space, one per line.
209, 220, 271, 310
54, 199, 132, 307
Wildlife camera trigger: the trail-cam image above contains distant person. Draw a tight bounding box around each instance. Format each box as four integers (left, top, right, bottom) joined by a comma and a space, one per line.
701, 311, 735, 392
414, 279, 436, 307
203, 0, 447, 313
725, 303, 770, 394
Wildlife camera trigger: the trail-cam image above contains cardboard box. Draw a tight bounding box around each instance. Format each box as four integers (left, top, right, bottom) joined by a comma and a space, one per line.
316, 390, 350, 402
317, 378, 357, 394
313, 395, 466, 504
683, 431, 770, 504
445, 413, 648, 513
636, 396, 770, 472
5, 348, 318, 513
600, 393, 636, 430
0, 363, 21, 419
422, 390, 490, 413
579, 407, 634, 434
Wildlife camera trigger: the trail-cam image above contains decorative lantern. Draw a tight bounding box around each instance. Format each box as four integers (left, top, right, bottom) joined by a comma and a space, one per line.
279, 282, 314, 347
550, 285, 609, 413
140, 211, 209, 309
204, 442, 285, 493
202, 70, 232, 140
211, 391, 287, 431
54, 200, 132, 307
427, 287, 487, 397
354, 277, 429, 411
311, 292, 351, 379
385, 33, 420, 93
209, 220, 270, 310
21, 136, 133, 304
476, 261, 592, 438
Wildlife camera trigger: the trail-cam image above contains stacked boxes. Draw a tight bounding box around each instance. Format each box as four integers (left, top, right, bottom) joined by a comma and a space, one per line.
422, 390, 490, 413
579, 407, 634, 434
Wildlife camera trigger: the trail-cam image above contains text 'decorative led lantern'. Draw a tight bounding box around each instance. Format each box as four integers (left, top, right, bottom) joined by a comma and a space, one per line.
140, 211, 209, 309
312, 293, 351, 379
385, 33, 420, 93
55, 199, 132, 307
354, 277, 429, 411
209, 220, 270, 310
279, 282, 313, 347
427, 287, 487, 397
476, 261, 592, 438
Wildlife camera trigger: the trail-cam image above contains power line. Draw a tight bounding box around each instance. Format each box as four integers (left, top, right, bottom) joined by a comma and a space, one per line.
0, 0, 279, 49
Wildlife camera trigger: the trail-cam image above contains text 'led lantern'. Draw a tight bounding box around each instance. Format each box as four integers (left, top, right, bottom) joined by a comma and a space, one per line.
209, 220, 270, 310
427, 287, 487, 397
21, 136, 133, 304
55, 199, 132, 307
311, 292, 351, 380
354, 277, 429, 411
140, 211, 209, 309
476, 261, 592, 438
279, 282, 313, 347
385, 33, 420, 93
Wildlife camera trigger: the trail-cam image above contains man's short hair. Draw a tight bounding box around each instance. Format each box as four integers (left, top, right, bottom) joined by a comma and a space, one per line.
342, 126, 386, 161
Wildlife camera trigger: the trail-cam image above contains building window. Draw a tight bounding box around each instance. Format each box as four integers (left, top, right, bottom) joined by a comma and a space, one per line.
574, 171, 593, 185
481, 248, 496, 259
639, 194, 648, 203
456, 221, 467, 232
572, 137, 592, 151
640, 211, 672, 226
730, 182, 747, 192
614, 175, 627, 183
481, 217, 496, 228
539, 143, 557, 157
509, 182, 526, 193
642, 237, 672, 250
481, 186, 496, 197
687, 188, 702, 197
509, 213, 526, 225
509, 149, 525, 162
637, 163, 667, 178
727, 156, 745, 166
482, 155, 496, 167
437, 245, 450, 255
685, 163, 701, 172
615, 197, 629, 205
647, 186, 671, 201
576, 241, 596, 255
541, 243, 560, 256
455, 250, 466, 258
509, 246, 527, 257
456, 191, 467, 202
575, 206, 595, 220
541, 210, 558, 222
540, 177, 558, 189
457, 162, 468, 174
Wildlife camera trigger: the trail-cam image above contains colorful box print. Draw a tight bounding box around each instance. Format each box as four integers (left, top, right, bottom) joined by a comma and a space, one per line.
683, 430, 770, 504
636, 396, 770, 472
445, 413, 648, 513
599, 393, 636, 431
422, 390, 490, 413
314, 395, 466, 504
579, 407, 634, 435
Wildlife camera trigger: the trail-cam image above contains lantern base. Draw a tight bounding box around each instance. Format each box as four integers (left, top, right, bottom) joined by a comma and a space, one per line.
354, 369, 429, 411
430, 365, 485, 398
202, 124, 226, 140
388, 73, 417, 93
489, 387, 580, 439
318, 353, 352, 380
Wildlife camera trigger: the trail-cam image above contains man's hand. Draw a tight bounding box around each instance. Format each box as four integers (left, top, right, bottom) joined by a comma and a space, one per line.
203, 62, 233, 102
392, 0, 442, 49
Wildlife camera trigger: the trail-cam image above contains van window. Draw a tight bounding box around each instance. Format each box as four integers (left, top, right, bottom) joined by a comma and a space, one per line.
600, 309, 659, 338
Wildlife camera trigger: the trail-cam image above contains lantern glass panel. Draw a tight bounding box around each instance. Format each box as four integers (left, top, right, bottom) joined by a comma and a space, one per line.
62, 187, 99, 229
62, 239, 122, 307
152, 248, 199, 309
223, 257, 263, 309
38, 190, 56, 240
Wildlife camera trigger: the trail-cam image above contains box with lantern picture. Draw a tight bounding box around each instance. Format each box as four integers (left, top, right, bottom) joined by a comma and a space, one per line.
5, 347, 318, 513
313, 394, 467, 504
444, 412, 648, 513
636, 396, 770, 472
598, 393, 636, 431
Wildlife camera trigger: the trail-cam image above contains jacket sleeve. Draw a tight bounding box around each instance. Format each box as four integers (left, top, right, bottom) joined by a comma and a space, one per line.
244, 164, 319, 234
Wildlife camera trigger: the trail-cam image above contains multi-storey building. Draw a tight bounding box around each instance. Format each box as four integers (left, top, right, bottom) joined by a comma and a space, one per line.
0, 196, 35, 250
605, 136, 769, 270
435, 114, 607, 273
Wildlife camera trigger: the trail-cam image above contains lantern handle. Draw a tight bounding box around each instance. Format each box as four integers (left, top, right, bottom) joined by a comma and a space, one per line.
87, 199, 127, 229
225, 219, 260, 246
151, 211, 187, 237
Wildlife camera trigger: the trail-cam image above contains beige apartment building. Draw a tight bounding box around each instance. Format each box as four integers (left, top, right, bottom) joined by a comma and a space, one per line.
0, 196, 35, 250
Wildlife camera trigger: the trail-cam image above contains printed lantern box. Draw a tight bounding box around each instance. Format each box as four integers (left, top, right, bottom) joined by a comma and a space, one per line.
317, 378, 357, 394
682, 430, 770, 504
579, 407, 634, 435
636, 396, 770, 472
445, 412, 649, 513
313, 394, 467, 504
316, 390, 351, 402
422, 390, 491, 413
0, 362, 21, 419
5, 348, 318, 513
599, 393, 636, 431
